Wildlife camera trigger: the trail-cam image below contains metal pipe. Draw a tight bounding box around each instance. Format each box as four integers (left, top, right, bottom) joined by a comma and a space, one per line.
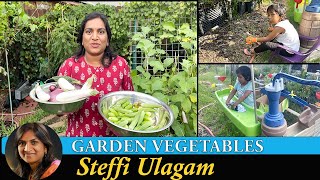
0, 111, 36, 116
5, 49, 14, 125
250, 64, 258, 124
132, 17, 138, 70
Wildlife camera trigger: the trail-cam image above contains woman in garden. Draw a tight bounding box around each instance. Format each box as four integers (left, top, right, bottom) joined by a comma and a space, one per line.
12, 123, 61, 180
57, 12, 134, 137
225, 66, 254, 111
244, 3, 300, 63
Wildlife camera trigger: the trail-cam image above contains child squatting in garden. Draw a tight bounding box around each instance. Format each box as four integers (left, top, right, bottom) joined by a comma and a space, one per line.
244, 3, 300, 63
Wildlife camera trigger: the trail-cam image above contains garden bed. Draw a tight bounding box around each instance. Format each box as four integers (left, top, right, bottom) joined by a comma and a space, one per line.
0, 89, 7, 111
198, 1, 319, 63
1, 93, 38, 122
199, 3, 275, 63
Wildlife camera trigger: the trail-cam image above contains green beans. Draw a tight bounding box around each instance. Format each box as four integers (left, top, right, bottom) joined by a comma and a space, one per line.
101, 97, 169, 132
128, 110, 143, 130
134, 120, 154, 131
140, 103, 162, 108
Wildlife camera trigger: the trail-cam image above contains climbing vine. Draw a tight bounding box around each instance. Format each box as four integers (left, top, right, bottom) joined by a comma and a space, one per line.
131, 22, 197, 136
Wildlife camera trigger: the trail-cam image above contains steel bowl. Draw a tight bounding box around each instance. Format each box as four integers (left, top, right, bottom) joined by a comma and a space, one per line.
98, 91, 174, 137
29, 82, 86, 115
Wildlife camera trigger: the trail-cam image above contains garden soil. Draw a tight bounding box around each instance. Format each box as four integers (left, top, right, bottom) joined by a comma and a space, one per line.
199, 3, 292, 63
1, 90, 38, 125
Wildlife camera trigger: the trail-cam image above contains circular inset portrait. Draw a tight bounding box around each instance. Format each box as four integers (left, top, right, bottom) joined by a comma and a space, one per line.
5, 122, 62, 180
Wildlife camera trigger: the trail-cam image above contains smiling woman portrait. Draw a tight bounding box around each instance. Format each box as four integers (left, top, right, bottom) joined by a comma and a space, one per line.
57, 11, 134, 137
5, 123, 62, 180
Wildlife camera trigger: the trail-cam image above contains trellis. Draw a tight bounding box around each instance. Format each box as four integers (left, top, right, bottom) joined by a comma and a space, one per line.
128, 11, 196, 75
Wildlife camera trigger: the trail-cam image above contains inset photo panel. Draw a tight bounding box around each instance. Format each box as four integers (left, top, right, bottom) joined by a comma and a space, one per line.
0, 1, 197, 139
5, 123, 62, 179
198, 64, 320, 137
198, 0, 320, 63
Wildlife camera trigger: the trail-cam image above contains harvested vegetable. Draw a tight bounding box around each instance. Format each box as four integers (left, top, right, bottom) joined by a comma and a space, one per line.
102, 97, 168, 132
55, 88, 98, 102
49, 85, 57, 92
49, 88, 64, 102
58, 77, 76, 91
81, 75, 94, 90
55, 75, 98, 102
35, 83, 50, 101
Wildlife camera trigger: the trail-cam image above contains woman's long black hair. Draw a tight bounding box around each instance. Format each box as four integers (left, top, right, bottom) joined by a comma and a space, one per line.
74, 12, 117, 67
14, 123, 55, 180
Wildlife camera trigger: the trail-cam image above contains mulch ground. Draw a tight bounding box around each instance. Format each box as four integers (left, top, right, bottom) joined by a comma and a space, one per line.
199, 3, 289, 63
1, 90, 38, 125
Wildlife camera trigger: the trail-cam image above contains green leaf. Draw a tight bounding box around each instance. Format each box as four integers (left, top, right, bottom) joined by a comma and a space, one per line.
180, 23, 190, 30
139, 80, 151, 93
182, 98, 191, 113
180, 59, 192, 71
20, 14, 29, 25
178, 23, 191, 35
281, 98, 289, 112
143, 39, 155, 51
147, 49, 157, 56
163, 58, 174, 68
159, 32, 174, 39
29, 24, 37, 32
169, 104, 179, 120
184, 124, 196, 136
189, 93, 197, 103
131, 69, 138, 77
180, 42, 192, 50
193, 117, 197, 134
141, 26, 151, 35
136, 66, 145, 73
152, 92, 167, 103
178, 80, 188, 94
162, 21, 175, 31
171, 94, 185, 103
149, 60, 164, 74
171, 120, 185, 136
187, 77, 197, 91
192, 54, 197, 64
151, 78, 163, 91
153, 7, 159, 14
159, 11, 166, 17
150, 36, 156, 41
156, 49, 166, 54
142, 71, 151, 80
